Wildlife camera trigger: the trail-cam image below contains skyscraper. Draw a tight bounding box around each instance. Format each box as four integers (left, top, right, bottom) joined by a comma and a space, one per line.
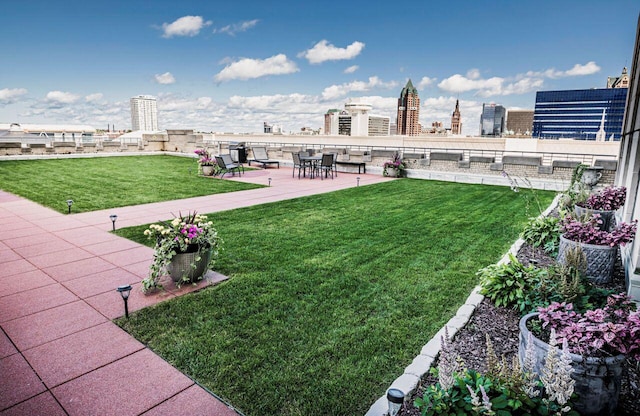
532, 88, 628, 140
130, 95, 158, 131
396, 79, 420, 136
450, 99, 462, 135
480, 103, 506, 137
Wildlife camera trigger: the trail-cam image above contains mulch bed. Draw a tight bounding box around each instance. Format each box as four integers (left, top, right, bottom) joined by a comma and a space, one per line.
398, 242, 640, 416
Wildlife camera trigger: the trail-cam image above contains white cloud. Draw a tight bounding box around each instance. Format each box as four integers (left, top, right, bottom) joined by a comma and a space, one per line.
214, 19, 259, 36
564, 61, 601, 76
344, 65, 359, 74
466, 69, 481, 80
214, 54, 299, 82
45, 91, 80, 104
85, 93, 104, 103
526, 61, 601, 79
438, 74, 505, 94
155, 72, 176, 84
162, 16, 211, 38
299, 40, 365, 64
418, 76, 436, 89
321, 76, 397, 100
0, 88, 28, 104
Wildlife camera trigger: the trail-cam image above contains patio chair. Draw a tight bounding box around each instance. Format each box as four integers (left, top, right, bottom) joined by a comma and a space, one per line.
215, 154, 244, 178
318, 153, 335, 180
248, 146, 280, 169
292, 152, 308, 178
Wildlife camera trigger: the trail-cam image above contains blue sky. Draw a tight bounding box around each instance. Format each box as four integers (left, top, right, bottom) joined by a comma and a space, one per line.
1, 0, 638, 135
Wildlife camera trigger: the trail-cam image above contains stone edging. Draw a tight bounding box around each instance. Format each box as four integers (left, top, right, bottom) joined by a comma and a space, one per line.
364, 194, 561, 415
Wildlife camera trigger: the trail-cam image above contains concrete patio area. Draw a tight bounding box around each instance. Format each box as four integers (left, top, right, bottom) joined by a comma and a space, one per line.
0, 166, 391, 415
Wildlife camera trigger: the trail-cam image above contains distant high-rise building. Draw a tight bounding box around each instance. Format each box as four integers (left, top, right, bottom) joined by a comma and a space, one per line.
480, 103, 506, 136
506, 110, 534, 136
607, 67, 630, 89
324, 100, 390, 136
324, 109, 341, 135
130, 95, 158, 131
532, 88, 628, 140
451, 99, 462, 135
396, 79, 420, 136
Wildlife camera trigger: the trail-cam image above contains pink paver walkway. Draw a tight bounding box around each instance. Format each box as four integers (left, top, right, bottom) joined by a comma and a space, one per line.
0, 166, 391, 415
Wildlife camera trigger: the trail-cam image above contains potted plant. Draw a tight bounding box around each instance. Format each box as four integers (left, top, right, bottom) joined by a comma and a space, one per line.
195, 148, 217, 176
557, 215, 637, 284
575, 186, 627, 231
141, 212, 222, 293
519, 295, 640, 415
383, 152, 405, 177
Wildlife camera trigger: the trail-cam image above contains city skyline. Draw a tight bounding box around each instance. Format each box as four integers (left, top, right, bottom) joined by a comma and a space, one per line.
0, 0, 638, 135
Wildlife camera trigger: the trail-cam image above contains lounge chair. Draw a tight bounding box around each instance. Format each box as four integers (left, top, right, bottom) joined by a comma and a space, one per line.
215, 154, 244, 178
248, 147, 280, 169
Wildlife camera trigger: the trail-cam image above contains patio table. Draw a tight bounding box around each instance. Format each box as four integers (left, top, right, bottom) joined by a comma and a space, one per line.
299, 155, 322, 179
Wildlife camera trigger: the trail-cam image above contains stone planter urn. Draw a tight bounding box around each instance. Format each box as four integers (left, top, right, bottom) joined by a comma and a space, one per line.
166, 245, 213, 284
581, 166, 603, 188
201, 165, 215, 176
519, 313, 625, 416
574, 205, 617, 231
384, 167, 398, 177
557, 235, 617, 284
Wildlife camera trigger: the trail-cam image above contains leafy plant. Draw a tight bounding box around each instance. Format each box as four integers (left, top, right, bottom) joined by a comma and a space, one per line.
141, 211, 222, 292
383, 152, 406, 177
561, 215, 637, 247
521, 216, 561, 255
577, 186, 627, 211
523, 262, 614, 315
559, 164, 590, 211
537, 294, 640, 359
414, 332, 578, 415
195, 148, 216, 166
478, 254, 545, 312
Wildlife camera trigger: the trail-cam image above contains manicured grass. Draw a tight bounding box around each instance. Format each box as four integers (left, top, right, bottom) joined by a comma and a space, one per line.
0, 155, 262, 213
116, 180, 554, 415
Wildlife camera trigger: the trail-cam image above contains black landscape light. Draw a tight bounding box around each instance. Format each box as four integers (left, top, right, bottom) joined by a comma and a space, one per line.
357, 177, 361, 186
66, 199, 73, 214
116, 284, 132, 318
110, 214, 118, 231
268, 177, 272, 187
386, 388, 404, 416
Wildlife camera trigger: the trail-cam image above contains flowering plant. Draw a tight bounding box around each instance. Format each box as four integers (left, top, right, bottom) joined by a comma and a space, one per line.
577, 186, 627, 211
561, 215, 637, 247
382, 152, 405, 177
141, 212, 222, 293
538, 294, 640, 359
195, 148, 215, 166
415, 329, 577, 415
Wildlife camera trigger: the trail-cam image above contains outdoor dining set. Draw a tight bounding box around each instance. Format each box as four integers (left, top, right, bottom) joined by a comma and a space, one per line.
214, 146, 338, 180
292, 152, 337, 180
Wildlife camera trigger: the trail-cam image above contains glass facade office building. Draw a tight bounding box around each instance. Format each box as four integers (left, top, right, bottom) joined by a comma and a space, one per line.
480, 104, 506, 136
532, 88, 628, 140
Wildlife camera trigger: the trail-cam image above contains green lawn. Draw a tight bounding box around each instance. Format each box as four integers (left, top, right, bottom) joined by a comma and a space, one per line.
0, 155, 262, 213
116, 179, 555, 416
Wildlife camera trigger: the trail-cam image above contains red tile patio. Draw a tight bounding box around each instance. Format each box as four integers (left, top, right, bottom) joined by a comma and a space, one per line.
0, 166, 392, 414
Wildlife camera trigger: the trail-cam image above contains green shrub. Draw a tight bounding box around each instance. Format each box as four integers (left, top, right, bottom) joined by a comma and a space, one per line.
521, 216, 561, 256
478, 254, 544, 312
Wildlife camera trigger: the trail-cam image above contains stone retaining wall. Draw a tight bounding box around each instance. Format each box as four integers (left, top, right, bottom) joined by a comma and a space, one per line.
1, 133, 619, 187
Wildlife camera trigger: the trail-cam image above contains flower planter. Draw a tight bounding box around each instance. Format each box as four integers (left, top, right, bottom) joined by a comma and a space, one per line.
557, 235, 616, 284
384, 167, 398, 177
166, 245, 213, 284
201, 165, 215, 176
519, 313, 625, 416
581, 166, 603, 188
574, 205, 616, 231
